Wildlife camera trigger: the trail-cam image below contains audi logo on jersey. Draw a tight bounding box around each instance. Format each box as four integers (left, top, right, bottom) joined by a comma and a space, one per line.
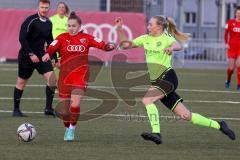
67, 45, 86, 52
233, 27, 240, 32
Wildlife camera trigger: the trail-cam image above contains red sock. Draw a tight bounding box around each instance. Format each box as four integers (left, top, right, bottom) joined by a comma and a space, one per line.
63, 121, 70, 128
70, 106, 80, 126
237, 68, 240, 85
227, 69, 234, 82
61, 105, 71, 128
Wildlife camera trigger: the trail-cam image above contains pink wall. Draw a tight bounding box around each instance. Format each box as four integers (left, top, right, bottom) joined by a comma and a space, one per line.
0, 9, 146, 62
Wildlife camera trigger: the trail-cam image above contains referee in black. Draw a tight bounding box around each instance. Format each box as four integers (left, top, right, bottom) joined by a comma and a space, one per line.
13, 0, 56, 117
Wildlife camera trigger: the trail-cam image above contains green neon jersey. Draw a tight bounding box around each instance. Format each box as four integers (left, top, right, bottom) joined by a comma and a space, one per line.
50, 14, 68, 39
132, 33, 176, 80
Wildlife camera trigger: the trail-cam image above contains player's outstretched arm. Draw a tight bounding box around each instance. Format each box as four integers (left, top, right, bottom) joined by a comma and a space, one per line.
115, 17, 127, 42
115, 17, 137, 50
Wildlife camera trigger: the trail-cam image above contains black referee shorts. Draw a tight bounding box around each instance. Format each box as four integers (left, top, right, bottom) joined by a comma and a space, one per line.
151, 69, 183, 111
18, 51, 53, 79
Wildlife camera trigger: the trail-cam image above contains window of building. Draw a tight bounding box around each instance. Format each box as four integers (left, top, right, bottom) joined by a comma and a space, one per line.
225, 3, 237, 22
184, 12, 196, 25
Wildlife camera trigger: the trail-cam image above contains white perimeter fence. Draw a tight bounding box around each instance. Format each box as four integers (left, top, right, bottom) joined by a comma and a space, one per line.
173, 39, 227, 69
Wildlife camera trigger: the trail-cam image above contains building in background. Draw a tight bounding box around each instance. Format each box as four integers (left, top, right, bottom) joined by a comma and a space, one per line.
144, 0, 240, 40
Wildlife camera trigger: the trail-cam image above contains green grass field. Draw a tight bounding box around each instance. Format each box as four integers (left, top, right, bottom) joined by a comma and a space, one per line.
0, 63, 239, 160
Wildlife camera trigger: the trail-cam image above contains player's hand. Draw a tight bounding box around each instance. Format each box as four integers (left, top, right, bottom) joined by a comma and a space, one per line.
51, 59, 56, 67
29, 54, 40, 63
119, 41, 133, 50
42, 53, 50, 62
51, 60, 60, 68
55, 61, 61, 68
164, 47, 174, 55
104, 42, 116, 51
115, 17, 123, 29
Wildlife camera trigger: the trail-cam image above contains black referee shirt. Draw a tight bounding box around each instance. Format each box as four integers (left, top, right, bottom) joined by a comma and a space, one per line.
19, 13, 53, 57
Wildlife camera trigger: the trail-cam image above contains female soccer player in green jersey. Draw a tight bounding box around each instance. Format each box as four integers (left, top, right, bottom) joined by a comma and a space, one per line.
115, 16, 236, 144
50, 2, 69, 39
50, 2, 70, 75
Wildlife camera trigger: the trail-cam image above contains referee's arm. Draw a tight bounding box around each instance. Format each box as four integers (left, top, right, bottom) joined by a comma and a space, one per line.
19, 18, 34, 56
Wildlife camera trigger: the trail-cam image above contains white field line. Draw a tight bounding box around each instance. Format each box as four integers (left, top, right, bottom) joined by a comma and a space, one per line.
0, 68, 17, 71
0, 84, 239, 94
0, 64, 17, 67
0, 109, 239, 121
0, 97, 240, 104
0, 67, 225, 76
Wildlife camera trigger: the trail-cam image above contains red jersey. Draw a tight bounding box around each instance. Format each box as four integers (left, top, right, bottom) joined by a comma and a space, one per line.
224, 19, 240, 46
47, 32, 106, 98
47, 32, 105, 64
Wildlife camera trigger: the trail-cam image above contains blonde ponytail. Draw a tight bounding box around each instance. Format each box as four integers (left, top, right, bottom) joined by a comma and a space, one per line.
166, 17, 190, 43
153, 15, 190, 43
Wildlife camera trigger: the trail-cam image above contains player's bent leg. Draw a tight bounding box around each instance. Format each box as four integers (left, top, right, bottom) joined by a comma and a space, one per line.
173, 102, 236, 140
65, 89, 84, 141
141, 87, 163, 144
174, 102, 219, 128
13, 77, 28, 117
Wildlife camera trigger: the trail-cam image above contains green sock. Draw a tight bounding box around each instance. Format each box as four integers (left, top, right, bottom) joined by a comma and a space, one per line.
146, 104, 160, 133
191, 113, 220, 129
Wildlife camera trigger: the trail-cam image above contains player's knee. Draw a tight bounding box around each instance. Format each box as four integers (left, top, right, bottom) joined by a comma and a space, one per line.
228, 66, 234, 70
228, 64, 235, 70
142, 97, 153, 105
45, 71, 57, 85
16, 81, 26, 90
71, 99, 80, 107
236, 62, 240, 68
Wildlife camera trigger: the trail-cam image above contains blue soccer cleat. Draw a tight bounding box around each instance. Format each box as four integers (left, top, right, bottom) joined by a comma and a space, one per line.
64, 128, 69, 141
65, 128, 75, 141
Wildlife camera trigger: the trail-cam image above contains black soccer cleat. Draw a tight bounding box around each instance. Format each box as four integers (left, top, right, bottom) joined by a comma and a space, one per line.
12, 109, 27, 117
225, 81, 230, 89
219, 121, 236, 140
237, 85, 240, 91
44, 108, 56, 117
141, 132, 162, 145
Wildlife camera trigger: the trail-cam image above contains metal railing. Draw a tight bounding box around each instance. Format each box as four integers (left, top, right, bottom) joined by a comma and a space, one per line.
173, 39, 227, 68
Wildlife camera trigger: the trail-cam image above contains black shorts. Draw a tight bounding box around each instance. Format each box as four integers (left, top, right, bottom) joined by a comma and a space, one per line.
151, 69, 183, 111
18, 51, 53, 79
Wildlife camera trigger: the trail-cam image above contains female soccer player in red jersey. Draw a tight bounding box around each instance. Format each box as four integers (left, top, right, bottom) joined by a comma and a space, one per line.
224, 6, 240, 90
42, 12, 115, 141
